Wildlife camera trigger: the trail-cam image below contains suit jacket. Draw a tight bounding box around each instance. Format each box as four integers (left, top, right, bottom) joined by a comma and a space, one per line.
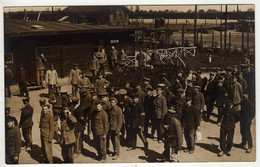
192, 92, 205, 111
110, 49, 118, 60
60, 114, 77, 145
69, 69, 82, 85
131, 102, 145, 128
46, 69, 58, 85
92, 109, 109, 136
136, 53, 145, 66
136, 89, 145, 104
218, 107, 241, 130
73, 105, 86, 132
154, 94, 167, 119
232, 82, 243, 105
241, 99, 255, 124
181, 104, 200, 129
40, 112, 54, 141
7, 126, 21, 157
19, 104, 33, 128
109, 105, 123, 132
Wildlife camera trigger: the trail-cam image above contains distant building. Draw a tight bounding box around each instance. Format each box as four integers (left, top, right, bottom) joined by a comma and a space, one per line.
63, 6, 131, 25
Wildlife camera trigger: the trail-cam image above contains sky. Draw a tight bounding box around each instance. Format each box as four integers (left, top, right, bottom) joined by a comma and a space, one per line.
3, 4, 254, 13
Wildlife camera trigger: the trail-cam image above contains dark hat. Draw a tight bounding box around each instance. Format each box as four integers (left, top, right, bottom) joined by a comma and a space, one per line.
197, 71, 202, 74
39, 97, 46, 103
91, 91, 98, 96
110, 97, 118, 103
5, 107, 11, 114
71, 96, 79, 102
177, 88, 184, 93
144, 78, 151, 82
218, 80, 224, 83
132, 93, 139, 98
185, 97, 192, 102
43, 104, 51, 108
99, 89, 109, 96
7, 116, 17, 123
162, 73, 167, 77
147, 87, 153, 92
22, 97, 30, 101
168, 105, 177, 113
119, 89, 127, 95
177, 70, 183, 74
187, 79, 193, 83
227, 100, 233, 105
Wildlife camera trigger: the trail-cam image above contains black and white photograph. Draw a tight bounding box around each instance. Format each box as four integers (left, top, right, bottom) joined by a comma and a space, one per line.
2, 2, 256, 165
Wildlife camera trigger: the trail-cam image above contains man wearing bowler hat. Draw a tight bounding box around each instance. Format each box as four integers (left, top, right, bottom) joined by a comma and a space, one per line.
69, 63, 82, 96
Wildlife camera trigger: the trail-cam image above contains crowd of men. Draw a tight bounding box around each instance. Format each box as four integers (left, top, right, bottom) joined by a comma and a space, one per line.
5, 46, 255, 163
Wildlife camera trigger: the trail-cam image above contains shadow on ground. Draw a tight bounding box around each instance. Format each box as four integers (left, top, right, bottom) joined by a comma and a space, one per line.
196, 143, 220, 154
207, 136, 220, 142
138, 148, 162, 162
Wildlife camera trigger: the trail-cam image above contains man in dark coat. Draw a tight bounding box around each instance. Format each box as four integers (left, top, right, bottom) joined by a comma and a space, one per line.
144, 88, 155, 136
19, 97, 33, 152
217, 101, 241, 157
152, 87, 167, 143
109, 46, 118, 71
175, 88, 185, 121
39, 104, 54, 163
60, 108, 77, 163
92, 102, 109, 162
192, 85, 205, 123
215, 80, 228, 116
181, 97, 200, 154
136, 50, 146, 70
162, 106, 182, 162
240, 93, 255, 153
135, 84, 146, 104
6, 117, 21, 164
73, 104, 86, 156
17, 65, 29, 97
5, 65, 13, 97
204, 73, 216, 121
127, 94, 148, 151
107, 98, 123, 160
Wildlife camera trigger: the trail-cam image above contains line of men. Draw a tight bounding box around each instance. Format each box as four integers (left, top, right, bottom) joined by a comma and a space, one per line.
5, 59, 255, 164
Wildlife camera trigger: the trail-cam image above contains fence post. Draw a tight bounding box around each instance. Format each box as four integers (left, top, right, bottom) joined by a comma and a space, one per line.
150, 23, 152, 49
212, 31, 214, 49
229, 31, 231, 58
247, 32, 249, 55
242, 31, 244, 53
182, 25, 185, 46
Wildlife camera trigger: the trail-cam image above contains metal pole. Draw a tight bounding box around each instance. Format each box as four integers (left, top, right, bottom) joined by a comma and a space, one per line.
194, 5, 197, 46
242, 31, 244, 53
229, 32, 231, 58
182, 25, 185, 46
224, 5, 228, 55
200, 24, 203, 51
247, 32, 249, 55
150, 23, 152, 49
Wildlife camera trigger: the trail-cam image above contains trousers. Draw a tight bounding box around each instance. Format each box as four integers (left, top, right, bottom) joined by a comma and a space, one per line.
220, 127, 235, 152
18, 81, 28, 97
22, 127, 32, 148
72, 84, 78, 96
75, 131, 83, 154
129, 127, 148, 149
240, 121, 253, 148
61, 143, 74, 163
94, 134, 107, 160
107, 130, 120, 156
184, 128, 195, 151
5, 82, 11, 97
152, 118, 164, 140
41, 136, 53, 163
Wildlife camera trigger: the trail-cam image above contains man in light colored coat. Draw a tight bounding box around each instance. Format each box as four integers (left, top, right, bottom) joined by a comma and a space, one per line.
69, 64, 82, 96
46, 64, 58, 96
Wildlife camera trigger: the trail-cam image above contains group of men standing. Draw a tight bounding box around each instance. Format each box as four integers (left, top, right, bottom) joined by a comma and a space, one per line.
5, 50, 255, 164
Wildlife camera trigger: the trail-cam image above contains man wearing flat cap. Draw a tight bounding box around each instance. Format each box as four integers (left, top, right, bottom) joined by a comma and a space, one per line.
39, 104, 54, 163
19, 97, 33, 152
217, 101, 240, 157
152, 87, 167, 143
107, 98, 123, 160
181, 97, 200, 154
6, 116, 21, 164
69, 64, 82, 96
92, 101, 109, 162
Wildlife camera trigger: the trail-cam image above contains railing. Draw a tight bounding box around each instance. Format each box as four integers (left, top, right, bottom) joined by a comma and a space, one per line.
126, 46, 197, 68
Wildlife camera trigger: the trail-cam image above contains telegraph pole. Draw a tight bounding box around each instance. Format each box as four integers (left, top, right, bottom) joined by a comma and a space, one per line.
224, 5, 228, 54
194, 5, 197, 46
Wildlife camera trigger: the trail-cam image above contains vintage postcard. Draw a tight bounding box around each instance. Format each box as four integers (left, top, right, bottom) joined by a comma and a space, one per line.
2, 1, 257, 166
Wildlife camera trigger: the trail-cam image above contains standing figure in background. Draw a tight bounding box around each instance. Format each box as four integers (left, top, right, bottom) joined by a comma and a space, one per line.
119, 50, 128, 71
90, 55, 100, 81
17, 65, 29, 97
69, 64, 82, 96
36, 52, 47, 88
97, 49, 107, 76
5, 65, 13, 97
46, 64, 58, 97
110, 46, 118, 71
136, 50, 145, 70
151, 50, 161, 70
19, 97, 33, 152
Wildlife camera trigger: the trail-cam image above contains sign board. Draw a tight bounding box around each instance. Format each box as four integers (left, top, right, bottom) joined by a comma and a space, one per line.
111, 40, 119, 44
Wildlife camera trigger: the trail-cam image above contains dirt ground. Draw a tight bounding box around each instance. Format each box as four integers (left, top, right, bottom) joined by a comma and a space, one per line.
5, 75, 256, 164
